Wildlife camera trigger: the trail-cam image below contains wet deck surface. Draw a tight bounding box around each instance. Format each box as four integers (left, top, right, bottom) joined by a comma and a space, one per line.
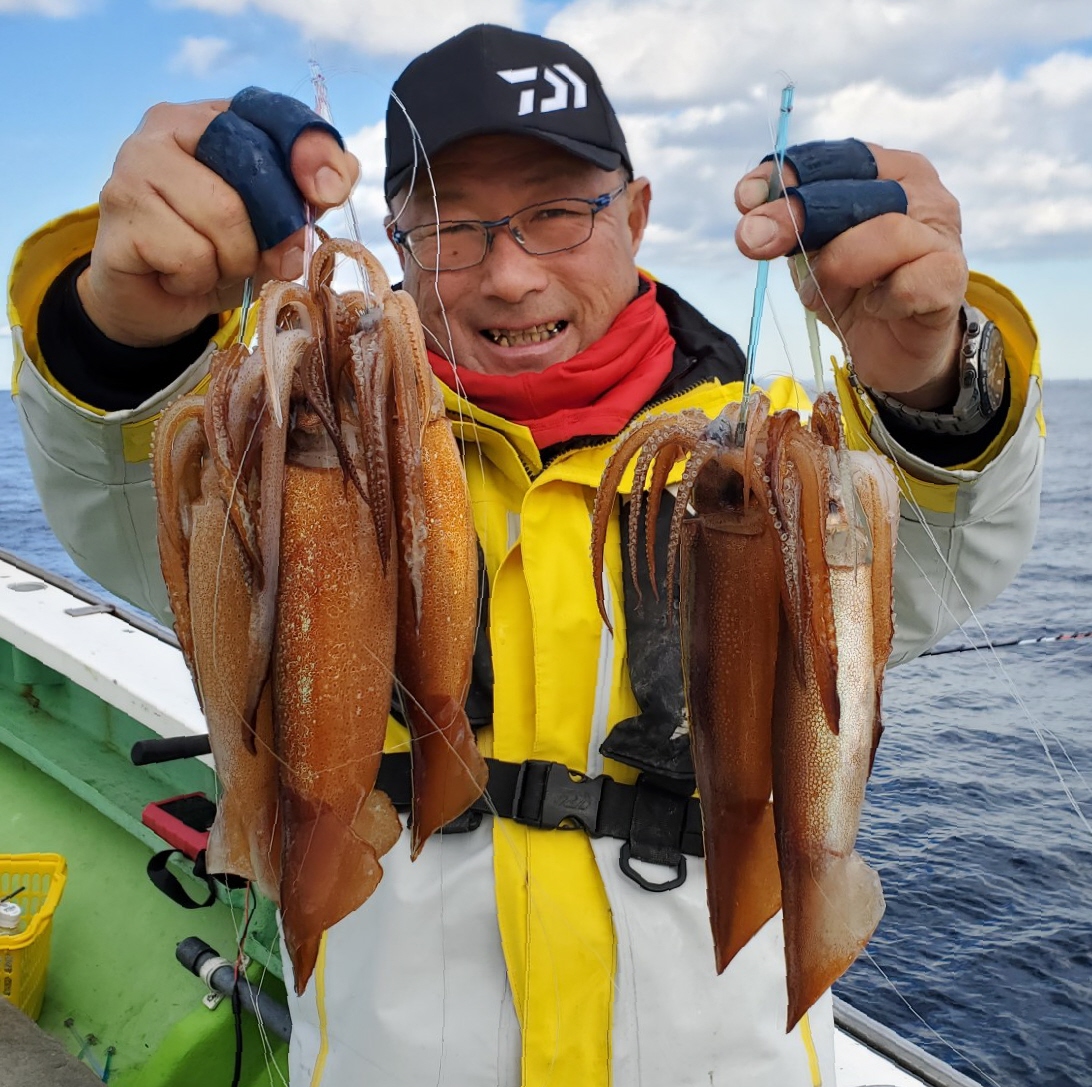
0, 998, 103, 1086
0, 744, 268, 1083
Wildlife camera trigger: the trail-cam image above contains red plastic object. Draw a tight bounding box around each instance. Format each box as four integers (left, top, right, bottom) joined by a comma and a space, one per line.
141, 793, 216, 860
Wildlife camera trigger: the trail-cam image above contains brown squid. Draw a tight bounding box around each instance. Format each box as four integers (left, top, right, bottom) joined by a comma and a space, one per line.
591, 389, 899, 1031
154, 237, 488, 994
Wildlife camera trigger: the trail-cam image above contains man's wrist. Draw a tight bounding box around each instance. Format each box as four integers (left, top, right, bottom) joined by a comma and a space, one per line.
858, 305, 1006, 437
871, 318, 962, 412
39, 256, 218, 411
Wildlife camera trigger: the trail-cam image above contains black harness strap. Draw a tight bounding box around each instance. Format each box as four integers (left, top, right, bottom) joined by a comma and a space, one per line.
146, 849, 218, 910
376, 753, 704, 890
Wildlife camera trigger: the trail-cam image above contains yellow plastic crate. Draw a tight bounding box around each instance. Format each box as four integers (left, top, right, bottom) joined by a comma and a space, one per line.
0, 853, 67, 1020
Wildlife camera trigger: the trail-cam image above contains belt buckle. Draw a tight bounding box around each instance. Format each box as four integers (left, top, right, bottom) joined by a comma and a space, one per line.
512, 760, 604, 834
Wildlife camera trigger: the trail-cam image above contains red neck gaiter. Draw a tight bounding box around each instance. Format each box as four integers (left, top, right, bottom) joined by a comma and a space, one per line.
426, 281, 676, 449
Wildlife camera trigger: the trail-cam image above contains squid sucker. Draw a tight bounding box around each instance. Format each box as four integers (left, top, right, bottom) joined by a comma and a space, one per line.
591, 390, 899, 1031
153, 238, 487, 995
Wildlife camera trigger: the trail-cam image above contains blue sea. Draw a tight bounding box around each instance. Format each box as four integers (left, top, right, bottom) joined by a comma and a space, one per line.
2, 384, 1090, 1087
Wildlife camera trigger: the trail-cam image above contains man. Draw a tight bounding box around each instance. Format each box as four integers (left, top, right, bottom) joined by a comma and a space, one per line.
8, 23, 1042, 1087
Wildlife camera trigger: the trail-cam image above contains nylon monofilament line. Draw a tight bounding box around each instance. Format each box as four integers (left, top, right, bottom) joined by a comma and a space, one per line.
309, 58, 371, 301
737, 82, 794, 442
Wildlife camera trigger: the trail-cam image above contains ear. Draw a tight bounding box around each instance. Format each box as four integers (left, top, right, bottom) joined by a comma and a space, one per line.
625, 177, 652, 257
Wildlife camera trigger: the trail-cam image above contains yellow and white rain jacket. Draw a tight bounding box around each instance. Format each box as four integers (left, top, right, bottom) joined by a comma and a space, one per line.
9, 208, 1045, 1087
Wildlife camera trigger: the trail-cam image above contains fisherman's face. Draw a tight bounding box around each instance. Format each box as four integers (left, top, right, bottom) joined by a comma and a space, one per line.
388, 134, 651, 377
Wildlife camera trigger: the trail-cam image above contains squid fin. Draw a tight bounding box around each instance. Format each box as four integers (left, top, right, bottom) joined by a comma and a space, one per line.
782, 851, 885, 1032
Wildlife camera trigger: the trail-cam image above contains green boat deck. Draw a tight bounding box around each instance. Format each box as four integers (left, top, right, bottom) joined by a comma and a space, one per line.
0, 565, 289, 1086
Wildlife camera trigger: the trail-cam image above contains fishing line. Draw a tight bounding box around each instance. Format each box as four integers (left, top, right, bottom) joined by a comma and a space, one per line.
762, 85, 1092, 833
857, 386, 1092, 835
375, 136, 623, 1074
384, 85, 496, 626
744, 82, 1091, 1084
379, 89, 494, 1086
858, 947, 1005, 1087
247, 917, 291, 1087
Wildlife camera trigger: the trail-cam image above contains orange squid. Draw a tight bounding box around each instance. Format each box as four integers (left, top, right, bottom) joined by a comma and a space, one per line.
154, 237, 487, 994
591, 390, 898, 1030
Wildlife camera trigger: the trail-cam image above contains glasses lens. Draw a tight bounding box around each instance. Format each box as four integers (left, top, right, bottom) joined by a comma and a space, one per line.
514, 200, 596, 256
409, 222, 489, 271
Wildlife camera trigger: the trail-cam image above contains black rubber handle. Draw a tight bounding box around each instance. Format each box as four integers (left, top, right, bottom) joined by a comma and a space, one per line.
176, 936, 217, 975
131, 734, 212, 765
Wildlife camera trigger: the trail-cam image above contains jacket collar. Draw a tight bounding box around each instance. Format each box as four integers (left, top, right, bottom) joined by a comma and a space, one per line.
432, 278, 747, 480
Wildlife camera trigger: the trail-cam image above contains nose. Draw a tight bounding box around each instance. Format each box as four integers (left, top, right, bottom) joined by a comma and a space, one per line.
477, 225, 549, 303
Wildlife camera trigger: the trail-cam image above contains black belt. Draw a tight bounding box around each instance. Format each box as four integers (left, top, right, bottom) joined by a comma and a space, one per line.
376, 753, 704, 892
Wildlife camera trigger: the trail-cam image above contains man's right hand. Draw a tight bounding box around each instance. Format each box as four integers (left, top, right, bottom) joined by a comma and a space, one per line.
78, 98, 360, 348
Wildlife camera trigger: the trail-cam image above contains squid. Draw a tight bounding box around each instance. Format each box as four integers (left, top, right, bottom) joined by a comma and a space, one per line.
154, 238, 488, 994
591, 390, 899, 1031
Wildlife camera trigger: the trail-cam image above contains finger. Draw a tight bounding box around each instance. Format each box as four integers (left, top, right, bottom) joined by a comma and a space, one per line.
738, 171, 917, 264
99, 190, 222, 299
139, 99, 231, 155
735, 194, 805, 257
206, 234, 306, 315
291, 130, 360, 209
863, 144, 962, 238
858, 249, 968, 324
109, 135, 262, 285
737, 141, 959, 253
734, 160, 800, 213
804, 214, 965, 302
222, 87, 358, 213
263, 229, 307, 282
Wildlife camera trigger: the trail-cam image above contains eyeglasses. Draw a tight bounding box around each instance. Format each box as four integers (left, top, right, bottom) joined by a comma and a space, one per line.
391, 183, 628, 272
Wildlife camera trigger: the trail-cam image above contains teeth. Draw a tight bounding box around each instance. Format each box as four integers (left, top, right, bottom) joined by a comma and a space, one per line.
484, 321, 564, 347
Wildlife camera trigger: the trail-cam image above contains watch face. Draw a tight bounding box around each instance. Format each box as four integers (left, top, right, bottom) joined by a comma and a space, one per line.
979, 324, 1007, 415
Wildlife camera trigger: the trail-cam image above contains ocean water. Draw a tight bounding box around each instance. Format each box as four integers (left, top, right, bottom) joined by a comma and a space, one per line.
1, 384, 1090, 1086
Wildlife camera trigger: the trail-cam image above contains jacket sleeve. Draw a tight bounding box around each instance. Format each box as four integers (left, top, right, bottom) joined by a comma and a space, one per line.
7, 207, 249, 624
835, 271, 1045, 665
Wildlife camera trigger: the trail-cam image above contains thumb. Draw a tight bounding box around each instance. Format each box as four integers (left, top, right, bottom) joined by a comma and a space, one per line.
291, 129, 361, 209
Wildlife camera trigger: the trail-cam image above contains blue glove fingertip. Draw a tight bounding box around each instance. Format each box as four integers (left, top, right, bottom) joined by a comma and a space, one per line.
229, 87, 345, 159
786, 179, 908, 254
761, 138, 878, 185
194, 88, 348, 252
195, 111, 308, 252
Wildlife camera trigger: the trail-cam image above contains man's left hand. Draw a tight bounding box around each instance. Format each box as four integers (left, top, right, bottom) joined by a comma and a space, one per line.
734, 143, 967, 410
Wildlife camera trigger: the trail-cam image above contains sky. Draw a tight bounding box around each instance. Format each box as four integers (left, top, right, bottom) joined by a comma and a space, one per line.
2, 0, 1091, 388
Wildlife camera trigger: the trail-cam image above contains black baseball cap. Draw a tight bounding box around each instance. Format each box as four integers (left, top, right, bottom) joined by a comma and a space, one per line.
384, 24, 632, 202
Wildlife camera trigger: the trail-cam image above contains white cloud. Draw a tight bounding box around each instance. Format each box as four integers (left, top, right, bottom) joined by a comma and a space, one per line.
527, 3, 1092, 264
0, 0, 90, 12
172, 0, 524, 55
791, 53, 1092, 259
169, 36, 234, 78
546, 0, 1092, 106
162, 0, 1092, 264
311, 119, 405, 288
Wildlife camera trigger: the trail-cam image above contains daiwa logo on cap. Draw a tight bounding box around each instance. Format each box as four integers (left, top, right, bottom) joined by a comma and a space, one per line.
497, 65, 588, 115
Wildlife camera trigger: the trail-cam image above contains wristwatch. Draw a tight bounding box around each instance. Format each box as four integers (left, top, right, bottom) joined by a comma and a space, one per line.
863, 304, 1007, 435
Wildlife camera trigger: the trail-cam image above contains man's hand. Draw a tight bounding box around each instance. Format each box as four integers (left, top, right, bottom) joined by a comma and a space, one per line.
734, 144, 967, 410
79, 97, 360, 348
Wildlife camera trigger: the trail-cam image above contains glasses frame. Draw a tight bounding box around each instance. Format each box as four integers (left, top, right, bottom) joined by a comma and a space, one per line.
391, 182, 629, 273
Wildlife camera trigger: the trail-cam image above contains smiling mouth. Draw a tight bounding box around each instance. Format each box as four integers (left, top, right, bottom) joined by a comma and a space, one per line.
482, 321, 567, 348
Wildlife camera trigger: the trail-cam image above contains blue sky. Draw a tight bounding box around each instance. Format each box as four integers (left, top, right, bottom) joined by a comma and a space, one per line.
3, 0, 1091, 385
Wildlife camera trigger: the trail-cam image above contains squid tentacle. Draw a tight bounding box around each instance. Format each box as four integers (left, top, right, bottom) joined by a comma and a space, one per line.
644, 436, 695, 601
665, 439, 720, 607
626, 427, 697, 605
590, 409, 708, 629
